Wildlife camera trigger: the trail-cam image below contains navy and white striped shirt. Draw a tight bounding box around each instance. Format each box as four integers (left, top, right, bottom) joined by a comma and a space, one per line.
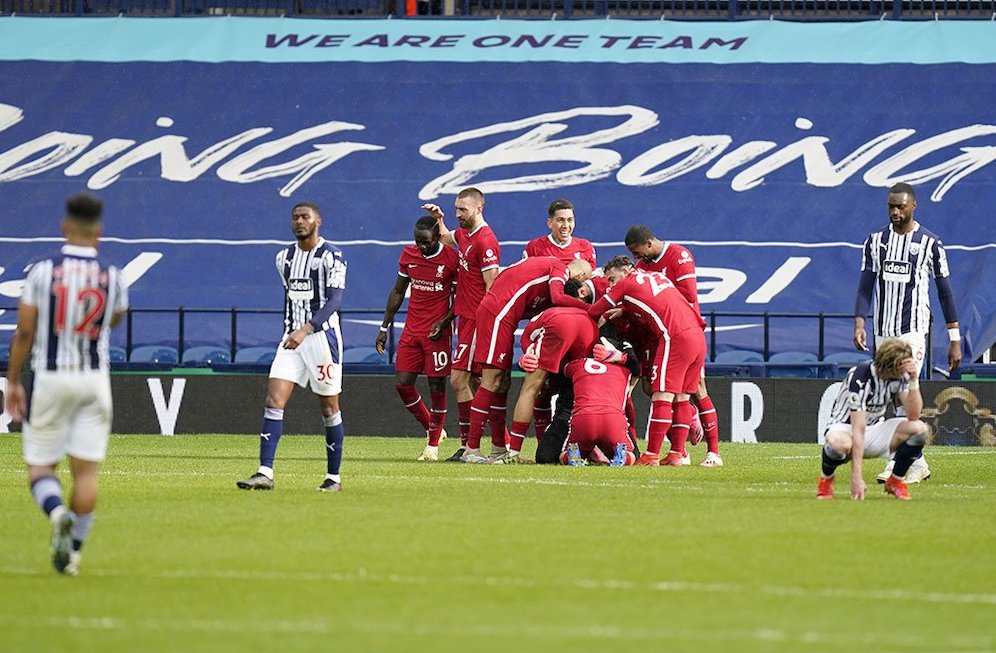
275, 238, 346, 337
827, 360, 909, 427
859, 222, 952, 336
21, 245, 128, 373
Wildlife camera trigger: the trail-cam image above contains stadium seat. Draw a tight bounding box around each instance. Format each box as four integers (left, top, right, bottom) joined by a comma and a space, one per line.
708, 349, 764, 377
342, 346, 388, 364
766, 351, 821, 378
181, 346, 231, 367
234, 346, 276, 365
108, 346, 128, 363
129, 345, 179, 365
822, 351, 872, 378
714, 349, 763, 364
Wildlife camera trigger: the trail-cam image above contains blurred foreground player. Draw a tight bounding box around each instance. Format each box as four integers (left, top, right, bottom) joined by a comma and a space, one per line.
817, 338, 928, 501
237, 202, 347, 492
6, 193, 128, 575
375, 216, 458, 461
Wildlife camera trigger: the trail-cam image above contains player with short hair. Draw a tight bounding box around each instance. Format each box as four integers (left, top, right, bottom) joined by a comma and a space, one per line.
523, 199, 597, 269
625, 225, 722, 467
854, 182, 959, 485
522, 199, 597, 440
588, 269, 706, 466
375, 215, 459, 461
422, 189, 503, 461
6, 192, 128, 575
237, 202, 347, 492
817, 338, 928, 501
462, 256, 593, 463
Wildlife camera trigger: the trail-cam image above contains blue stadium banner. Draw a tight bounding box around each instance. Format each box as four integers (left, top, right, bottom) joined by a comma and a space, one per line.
0, 18, 994, 362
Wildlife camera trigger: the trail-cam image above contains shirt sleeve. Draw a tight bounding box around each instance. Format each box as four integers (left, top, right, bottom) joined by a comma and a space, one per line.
19, 261, 46, 308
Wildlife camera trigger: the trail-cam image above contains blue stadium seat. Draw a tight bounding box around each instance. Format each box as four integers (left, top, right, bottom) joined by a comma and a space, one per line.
234, 346, 276, 365
129, 345, 179, 365
822, 351, 872, 378
108, 346, 128, 363
342, 346, 388, 364
714, 349, 763, 364
767, 351, 820, 378
182, 346, 231, 366
707, 349, 764, 377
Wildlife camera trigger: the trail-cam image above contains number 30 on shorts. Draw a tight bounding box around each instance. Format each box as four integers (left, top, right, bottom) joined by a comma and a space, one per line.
315, 364, 336, 382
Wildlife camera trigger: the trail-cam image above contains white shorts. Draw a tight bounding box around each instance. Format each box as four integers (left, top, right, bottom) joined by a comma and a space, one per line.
23, 370, 112, 465
876, 332, 926, 376
824, 417, 905, 459
269, 329, 342, 396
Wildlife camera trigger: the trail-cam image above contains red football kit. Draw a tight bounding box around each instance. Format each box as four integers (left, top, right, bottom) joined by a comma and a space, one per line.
451, 222, 501, 372
519, 307, 599, 374
524, 234, 596, 269
635, 242, 700, 316
474, 257, 589, 370
394, 244, 459, 376
562, 358, 634, 462
589, 270, 705, 394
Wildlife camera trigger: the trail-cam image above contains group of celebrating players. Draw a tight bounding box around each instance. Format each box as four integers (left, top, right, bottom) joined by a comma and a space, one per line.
375, 187, 724, 469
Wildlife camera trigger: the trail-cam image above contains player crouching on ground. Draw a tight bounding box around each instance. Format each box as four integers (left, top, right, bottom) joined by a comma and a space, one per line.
559, 338, 640, 467
817, 338, 929, 501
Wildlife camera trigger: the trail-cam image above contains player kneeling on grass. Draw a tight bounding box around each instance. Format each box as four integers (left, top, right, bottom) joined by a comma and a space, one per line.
817, 338, 928, 501
558, 338, 640, 467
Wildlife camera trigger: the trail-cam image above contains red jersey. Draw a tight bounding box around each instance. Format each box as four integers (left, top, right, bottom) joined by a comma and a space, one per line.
564, 358, 631, 416
524, 234, 596, 269
398, 244, 458, 338
590, 270, 705, 338
452, 222, 500, 319
481, 256, 588, 323
635, 242, 700, 315
520, 306, 599, 367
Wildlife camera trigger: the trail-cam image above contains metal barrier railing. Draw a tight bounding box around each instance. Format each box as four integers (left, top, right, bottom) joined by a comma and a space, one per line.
2, 304, 939, 376
1, 0, 994, 19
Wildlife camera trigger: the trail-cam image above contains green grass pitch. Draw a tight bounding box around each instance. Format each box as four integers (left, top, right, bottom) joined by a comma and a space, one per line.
1, 435, 994, 653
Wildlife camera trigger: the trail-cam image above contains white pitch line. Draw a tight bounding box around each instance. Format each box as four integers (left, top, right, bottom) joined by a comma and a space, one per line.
3, 565, 995, 608
0, 614, 981, 650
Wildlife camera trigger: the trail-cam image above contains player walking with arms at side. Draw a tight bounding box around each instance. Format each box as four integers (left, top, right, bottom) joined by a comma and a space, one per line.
237, 202, 347, 492
854, 182, 960, 484
6, 193, 128, 575
375, 216, 458, 461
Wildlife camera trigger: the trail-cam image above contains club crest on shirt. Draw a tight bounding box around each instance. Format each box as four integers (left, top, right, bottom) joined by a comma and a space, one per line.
436, 264, 446, 278
910, 243, 922, 256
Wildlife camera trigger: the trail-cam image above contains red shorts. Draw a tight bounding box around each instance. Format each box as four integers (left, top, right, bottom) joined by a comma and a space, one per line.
520, 321, 591, 375
647, 327, 706, 394
394, 330, 452, 377
566, 412, 632, 459
452, 316, 481, 374
473, 306, 515, 370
